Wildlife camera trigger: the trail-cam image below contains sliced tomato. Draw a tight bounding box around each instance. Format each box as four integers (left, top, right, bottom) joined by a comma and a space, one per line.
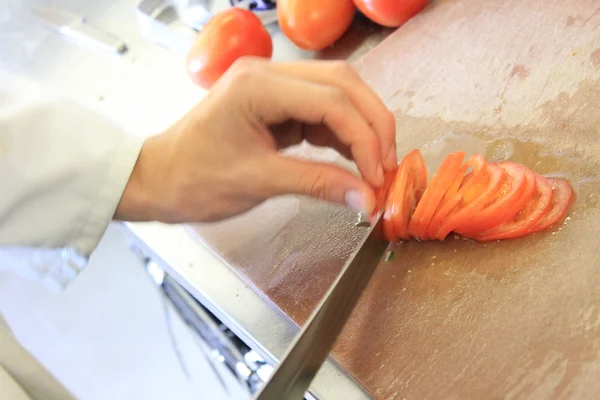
433, 163, 505, 240
376, 168, 397, 212
424, 163, 468, 237
382, 171, 399, 241
382, 149, 427, 242
426, 154, 486, 238
391, 149, 428, 241
529, 178, 573, 233
476, 174, 553, 242
408, 152, 465, 240
380, 149, 574, 243
387, 164, 410, 239
455, 163, 533, 237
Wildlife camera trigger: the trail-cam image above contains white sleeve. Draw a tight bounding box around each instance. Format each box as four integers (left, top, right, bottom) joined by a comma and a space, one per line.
0, 70, 144, 291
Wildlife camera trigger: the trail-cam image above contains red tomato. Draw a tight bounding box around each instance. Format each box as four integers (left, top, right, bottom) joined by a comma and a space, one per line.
424, 162, 468, 237
529, 178, 573, 233
354, 0, 428, 28
455, 163, 533, 237
392, 150, 428, 240
382, 149, 427, 242
382, 170, 399, 242
476, 174, 554, 242
379, 150, 575, 243
408, 152, 465, 240
433, 164, 505, 241
426, 154, 486, 238
277, 0, 356, 51
376, 168, 397, 213
186, 8, 273, 89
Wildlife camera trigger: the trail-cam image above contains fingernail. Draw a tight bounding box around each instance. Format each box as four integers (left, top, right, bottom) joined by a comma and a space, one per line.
346, 190, 368, 215
386, 147, 397, 168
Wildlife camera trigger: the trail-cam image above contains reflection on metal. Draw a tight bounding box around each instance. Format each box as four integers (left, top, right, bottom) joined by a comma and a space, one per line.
135, 0, 197, 54
254, 215, 386, 400
145, 258, 166, 285
31, 6, 128, 55
143, 259, 271, 395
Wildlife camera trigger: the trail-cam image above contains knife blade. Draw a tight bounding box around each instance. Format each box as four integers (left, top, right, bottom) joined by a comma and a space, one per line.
31, 6, 127, 55
253, 213, 389, 400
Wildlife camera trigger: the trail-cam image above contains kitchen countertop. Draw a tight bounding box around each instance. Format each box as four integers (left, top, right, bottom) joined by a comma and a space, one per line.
0, 0, 392, 398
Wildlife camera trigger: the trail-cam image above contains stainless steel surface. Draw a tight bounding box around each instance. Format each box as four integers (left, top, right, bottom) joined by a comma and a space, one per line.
135, 0, 197, 54
155, 264, 268, 394
173, 0, 278, 30
31, 6, 127, 54
31, 6, 86, 26
172, 0, 215, 30
0, 0, 390, 399
254, 215, 387, 400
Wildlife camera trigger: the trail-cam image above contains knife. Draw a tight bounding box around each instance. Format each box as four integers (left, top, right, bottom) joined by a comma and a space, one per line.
31, 6, 128, 55
253, 213, 389, 400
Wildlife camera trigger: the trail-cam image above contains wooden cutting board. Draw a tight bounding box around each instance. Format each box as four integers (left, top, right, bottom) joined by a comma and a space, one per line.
189, 0, 600, 398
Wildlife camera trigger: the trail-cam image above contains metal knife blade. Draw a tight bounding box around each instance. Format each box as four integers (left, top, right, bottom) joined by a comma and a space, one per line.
31, 6, 127, 55
253, 213, 389, 400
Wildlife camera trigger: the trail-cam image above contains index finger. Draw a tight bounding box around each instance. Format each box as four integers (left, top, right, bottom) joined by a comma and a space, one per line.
242, 70, 385, 187
269, 60, 398, 171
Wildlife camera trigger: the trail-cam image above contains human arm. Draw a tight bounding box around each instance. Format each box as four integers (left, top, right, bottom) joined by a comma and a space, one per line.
115, 58, 398, 223
0, 58, 397, 290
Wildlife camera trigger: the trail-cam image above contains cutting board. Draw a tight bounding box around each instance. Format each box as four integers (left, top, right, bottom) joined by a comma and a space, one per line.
189, 0, 600, 398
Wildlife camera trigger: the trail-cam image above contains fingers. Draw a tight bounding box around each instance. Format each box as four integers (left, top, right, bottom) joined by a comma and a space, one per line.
270, 121, 354, 160
268, 60, 398, 171
267, 155, 377, 216
243, 71, 385, 186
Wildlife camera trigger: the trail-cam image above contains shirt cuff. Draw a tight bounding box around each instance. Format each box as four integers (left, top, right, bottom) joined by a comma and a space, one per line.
69, 133, 145, 259
0, 134, 144, 292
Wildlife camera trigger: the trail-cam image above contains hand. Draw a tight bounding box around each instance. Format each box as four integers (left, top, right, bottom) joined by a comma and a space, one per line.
115, 58, 397, 223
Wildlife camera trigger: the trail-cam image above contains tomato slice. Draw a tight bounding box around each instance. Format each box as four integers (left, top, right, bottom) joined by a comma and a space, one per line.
476, 174, 554, 241
376, 168, 397, 213
383, 149, 427, 242
387, 164, 411, 239
424, 164, 468, 237
380, 149, 574, 243
382, 171, 399, 242
455, 163, 533, 237
426, 154, 486, 238
529, 178, 573, 233
408, 152, 465, 240
433, 163, 505, 240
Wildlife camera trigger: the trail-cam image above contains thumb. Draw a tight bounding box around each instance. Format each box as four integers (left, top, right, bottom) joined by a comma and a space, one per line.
267, 156, 376, 216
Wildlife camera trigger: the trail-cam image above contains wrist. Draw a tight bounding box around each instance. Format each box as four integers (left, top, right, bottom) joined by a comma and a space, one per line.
114, 133, 174, 222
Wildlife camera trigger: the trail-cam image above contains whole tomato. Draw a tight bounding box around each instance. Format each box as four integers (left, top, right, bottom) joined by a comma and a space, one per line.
186, 8, 273, 89
353, 0, 428, 27
277, 0, 356, 51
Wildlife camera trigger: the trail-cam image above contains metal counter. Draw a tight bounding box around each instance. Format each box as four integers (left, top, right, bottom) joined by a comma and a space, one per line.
0, 0, 391, 398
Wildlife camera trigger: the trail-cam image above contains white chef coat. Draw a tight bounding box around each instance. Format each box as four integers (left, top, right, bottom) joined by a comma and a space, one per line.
0, 70, 144, 399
